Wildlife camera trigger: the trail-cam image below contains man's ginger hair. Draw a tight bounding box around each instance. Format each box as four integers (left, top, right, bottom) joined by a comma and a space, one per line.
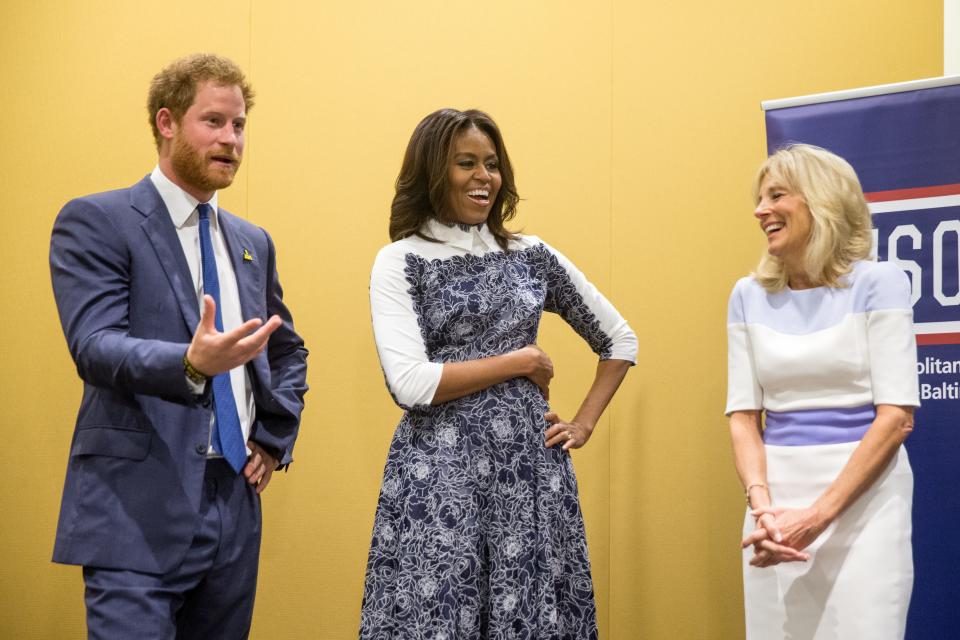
147, 53, 255, 150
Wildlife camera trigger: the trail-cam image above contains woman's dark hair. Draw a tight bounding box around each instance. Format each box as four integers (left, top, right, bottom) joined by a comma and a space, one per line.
389, 108, 519, 250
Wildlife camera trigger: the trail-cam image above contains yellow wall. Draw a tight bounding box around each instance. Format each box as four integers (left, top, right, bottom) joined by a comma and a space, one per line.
0, 1, 940, 638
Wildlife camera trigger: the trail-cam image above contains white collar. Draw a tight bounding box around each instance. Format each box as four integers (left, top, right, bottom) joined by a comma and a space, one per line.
421, 218, 498, 252
150, 166, 220, 230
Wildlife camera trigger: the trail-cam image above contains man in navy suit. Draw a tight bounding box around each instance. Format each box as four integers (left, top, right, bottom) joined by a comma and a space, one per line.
49, 53, 308, 638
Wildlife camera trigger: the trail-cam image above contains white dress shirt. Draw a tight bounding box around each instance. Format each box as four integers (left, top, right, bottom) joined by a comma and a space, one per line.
150, 167, 255, 454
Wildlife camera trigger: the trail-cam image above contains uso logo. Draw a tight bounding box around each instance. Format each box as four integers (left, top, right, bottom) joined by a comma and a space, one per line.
870, 183, 960, 345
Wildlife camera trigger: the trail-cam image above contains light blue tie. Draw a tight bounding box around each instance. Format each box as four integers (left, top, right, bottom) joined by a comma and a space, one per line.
197, 203, 247, 473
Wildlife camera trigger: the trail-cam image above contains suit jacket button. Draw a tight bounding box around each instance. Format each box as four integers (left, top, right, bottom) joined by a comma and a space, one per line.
195, 443, 207, 455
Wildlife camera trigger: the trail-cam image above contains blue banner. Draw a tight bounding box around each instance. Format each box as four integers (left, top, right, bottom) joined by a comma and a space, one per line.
766, 81, 960, 639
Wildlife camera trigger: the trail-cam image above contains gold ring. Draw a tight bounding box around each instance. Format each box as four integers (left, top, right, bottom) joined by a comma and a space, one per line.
566, 431, 573, 440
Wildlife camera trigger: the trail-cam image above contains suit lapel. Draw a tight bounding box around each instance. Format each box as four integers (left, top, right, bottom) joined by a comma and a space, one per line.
218, 211, 263, 320
132, 177, 201, 333
218, 211, 270, 386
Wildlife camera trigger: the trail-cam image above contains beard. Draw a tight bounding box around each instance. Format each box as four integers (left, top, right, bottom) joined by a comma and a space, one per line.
170, 132, 241, 195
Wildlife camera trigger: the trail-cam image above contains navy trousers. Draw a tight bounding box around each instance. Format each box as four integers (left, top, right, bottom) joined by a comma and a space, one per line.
83, 460, 261, 640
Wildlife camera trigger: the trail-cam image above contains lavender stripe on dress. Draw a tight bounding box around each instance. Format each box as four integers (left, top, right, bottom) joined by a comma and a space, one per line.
764, 404, 876, 446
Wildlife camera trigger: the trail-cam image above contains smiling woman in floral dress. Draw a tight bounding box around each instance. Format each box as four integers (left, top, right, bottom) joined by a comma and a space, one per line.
359, 108, 636, 639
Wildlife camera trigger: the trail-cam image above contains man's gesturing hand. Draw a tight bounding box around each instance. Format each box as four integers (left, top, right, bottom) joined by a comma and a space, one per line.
185, 295, 282, 376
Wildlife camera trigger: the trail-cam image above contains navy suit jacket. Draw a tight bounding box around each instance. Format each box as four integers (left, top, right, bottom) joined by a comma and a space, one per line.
49, 176, 308, 573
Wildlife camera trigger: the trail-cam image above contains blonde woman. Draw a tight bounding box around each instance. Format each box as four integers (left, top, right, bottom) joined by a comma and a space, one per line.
726, 144, 919, 638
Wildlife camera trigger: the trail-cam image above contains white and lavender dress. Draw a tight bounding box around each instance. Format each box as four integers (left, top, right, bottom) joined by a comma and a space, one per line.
725, 260, 920, 639
360, 219, 636, 639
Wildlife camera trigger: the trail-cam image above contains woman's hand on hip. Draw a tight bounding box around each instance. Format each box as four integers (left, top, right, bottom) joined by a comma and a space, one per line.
544, 412, 591, 450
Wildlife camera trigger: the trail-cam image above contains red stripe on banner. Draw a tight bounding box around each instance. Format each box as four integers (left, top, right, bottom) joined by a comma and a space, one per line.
865, 183, 960, 202
917, 333, 960, 346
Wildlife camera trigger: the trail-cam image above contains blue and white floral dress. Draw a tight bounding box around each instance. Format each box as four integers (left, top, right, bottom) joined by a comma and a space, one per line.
360, 219, 637, 639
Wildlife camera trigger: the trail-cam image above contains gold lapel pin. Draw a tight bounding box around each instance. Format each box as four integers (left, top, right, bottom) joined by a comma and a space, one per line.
242, 248, 254, 262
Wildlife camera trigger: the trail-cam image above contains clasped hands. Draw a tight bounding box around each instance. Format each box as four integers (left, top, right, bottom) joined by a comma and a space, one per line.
186, 295, 282, 494
742, 505, 830, 568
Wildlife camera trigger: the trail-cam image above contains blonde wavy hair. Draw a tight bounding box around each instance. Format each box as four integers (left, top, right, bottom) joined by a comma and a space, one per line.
752, 144, 873, 292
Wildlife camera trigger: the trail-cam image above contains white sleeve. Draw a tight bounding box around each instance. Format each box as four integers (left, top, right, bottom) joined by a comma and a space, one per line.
539, 240, 637, 363
725, 279, 763, 415
370, 245, 443, 409
866, 263, 920, 407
